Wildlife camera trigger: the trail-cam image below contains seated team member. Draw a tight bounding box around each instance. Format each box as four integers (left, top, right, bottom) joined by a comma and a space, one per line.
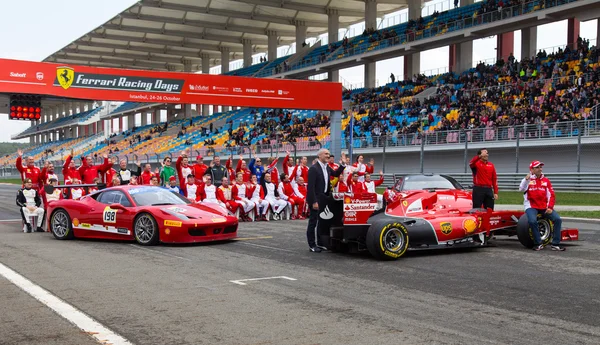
184, 174, 203, 202
293, 176, 308, 218
45, 178, 63, 205
16, 178, 45, 233
166, 176, 184, 195
364, 172, 385, 209
260, 172, 287, 219
217, 177, 240, 216
278, 173, 305, 220
519, 161, 565, 251
129, 175, 139, 185
232, 172, 255, 221
87, 177, 102, 194
199, 176, 221, 206
249, 174, 269, 221
149, 175, 161, 186
70, 178, 86, 200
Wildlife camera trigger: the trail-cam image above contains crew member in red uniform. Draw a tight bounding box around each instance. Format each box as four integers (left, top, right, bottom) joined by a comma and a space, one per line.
191, 156, 208, 182
176, 150, 194, 195
283, 151, 298, 183
519, 161, 565, 251
185, 174, 204, 202
15, 149, 41, 190
62, 150, 82, 183
40, 161, 59, 187
266, 156, 280, 186
139, 163, 158, 185
104, 157, 119, 187
293, 176, 308, 217
216, 177, 239, 215
79, 153, 112, 184
278, 173, 305, 220
232, 172, 255, 220
69, 178, 86, 200
295, 156, 309, 185
469, 148, 498, 209
347, 172, 366, 194
235, 155, 252, 182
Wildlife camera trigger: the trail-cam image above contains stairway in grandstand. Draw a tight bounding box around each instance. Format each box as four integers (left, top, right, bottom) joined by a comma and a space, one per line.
414, 86, 438, 102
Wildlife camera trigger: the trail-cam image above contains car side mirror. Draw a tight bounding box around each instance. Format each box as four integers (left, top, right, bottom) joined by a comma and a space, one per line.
109, 203, 128, 211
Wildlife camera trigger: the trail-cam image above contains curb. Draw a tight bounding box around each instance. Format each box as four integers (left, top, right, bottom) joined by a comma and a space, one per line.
562, 217, 600, 224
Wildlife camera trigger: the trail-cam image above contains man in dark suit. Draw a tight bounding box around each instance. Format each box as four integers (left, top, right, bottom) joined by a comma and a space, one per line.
306, 149, 346, 252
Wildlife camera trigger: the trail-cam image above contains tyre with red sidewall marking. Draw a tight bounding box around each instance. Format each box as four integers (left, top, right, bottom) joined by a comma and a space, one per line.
517, 214, 553, 248
366, 220, 409, 260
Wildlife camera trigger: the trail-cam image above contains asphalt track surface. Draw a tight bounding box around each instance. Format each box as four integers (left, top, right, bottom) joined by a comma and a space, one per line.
0, 184, 599, 345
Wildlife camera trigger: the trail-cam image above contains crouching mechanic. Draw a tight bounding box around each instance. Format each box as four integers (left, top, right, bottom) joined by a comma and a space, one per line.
519, 161, 565, 251
16, 178, 45, 233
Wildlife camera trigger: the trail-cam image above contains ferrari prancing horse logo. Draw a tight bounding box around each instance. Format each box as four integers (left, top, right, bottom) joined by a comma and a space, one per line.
56, 67, 74, 90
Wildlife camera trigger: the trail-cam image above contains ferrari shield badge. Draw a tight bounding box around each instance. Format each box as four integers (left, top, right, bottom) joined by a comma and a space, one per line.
56, 67, 74, 90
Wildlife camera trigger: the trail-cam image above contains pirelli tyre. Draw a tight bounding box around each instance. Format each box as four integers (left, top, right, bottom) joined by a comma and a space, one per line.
134, 213, 160, 246
516, 214, 553, 248
50, 209, 75, 240
366, 220, 409, 260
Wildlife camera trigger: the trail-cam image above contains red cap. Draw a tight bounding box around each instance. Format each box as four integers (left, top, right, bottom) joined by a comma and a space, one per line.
169, 176, 176, 181
196, 156, 203, 161
529, 161, 544, 169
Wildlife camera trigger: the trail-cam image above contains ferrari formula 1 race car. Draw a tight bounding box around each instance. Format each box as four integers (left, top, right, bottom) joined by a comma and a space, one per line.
319, 174, 578, 260
45, 184, 238, 245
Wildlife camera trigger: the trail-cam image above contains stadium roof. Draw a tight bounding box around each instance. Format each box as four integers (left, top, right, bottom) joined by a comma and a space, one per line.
43, 0, 409, 72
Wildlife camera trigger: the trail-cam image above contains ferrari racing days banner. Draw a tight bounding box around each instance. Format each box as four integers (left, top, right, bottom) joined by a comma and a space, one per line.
0, 58, 343, 110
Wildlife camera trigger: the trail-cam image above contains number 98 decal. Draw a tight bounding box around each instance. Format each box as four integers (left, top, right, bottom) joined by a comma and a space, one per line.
103, 206, 117, 223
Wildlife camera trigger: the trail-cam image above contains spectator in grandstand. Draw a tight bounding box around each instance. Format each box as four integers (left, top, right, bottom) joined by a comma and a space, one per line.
260, 172, 287, 220
16, 149, 41, 190
469, 149, 498, 210
16, 178, 45, 233
519, 161, 565, 251
205, 156, 228, 187
80, 153, 112, 185
117, 159, 141, 185
306, 150, 347, 252
159, 156, 176, 187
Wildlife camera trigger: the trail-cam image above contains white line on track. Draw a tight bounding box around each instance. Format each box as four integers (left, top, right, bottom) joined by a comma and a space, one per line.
0, 219, 23, 222
236, 241, 297, 253
0, 261, 134, 345
128, 244, 192, 261
230, 276, 297, 285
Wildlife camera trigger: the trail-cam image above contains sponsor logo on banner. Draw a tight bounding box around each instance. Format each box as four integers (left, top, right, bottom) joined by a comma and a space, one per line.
10, 72, 27, 78
278, 90, 289, 95
261, 89, 275, 94
36, 72, 44, 80
246, 88, 258, 93
54, 66, 184, 93
189, 85, 209, 91
233, 87, 242, 92
212, 86, 229, 92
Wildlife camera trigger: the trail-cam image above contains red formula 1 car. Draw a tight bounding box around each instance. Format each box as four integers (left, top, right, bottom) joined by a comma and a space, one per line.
46, 185, 238, 245
323, 174, 578, 260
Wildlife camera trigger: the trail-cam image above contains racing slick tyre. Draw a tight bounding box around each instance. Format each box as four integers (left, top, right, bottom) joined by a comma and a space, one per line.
50, 209, 74, 240
134, 213, 160, 246
516, 214, 553, 249
366, 220, 409, 260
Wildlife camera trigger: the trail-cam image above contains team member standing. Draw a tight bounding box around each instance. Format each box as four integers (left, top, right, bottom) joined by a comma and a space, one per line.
79, 154, 112, 184
519, 161, 565, 251
16, 178, 45, 233
205, 156, 228, 187
306, 149, 346, 252
116, 159, 141, 185
15, 149, 42, 190
469, 148, 498, 209
160, 157, 177, 187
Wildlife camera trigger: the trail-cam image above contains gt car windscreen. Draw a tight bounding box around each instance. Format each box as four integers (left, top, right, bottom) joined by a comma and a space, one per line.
129, 187, 191, 206
397, 175, 463, 191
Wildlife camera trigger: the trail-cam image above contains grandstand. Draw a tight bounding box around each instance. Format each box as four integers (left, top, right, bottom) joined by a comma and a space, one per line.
4, 0, 600, 175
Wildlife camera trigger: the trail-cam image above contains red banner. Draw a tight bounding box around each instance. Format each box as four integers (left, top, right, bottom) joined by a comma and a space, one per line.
0, 58, 342, 110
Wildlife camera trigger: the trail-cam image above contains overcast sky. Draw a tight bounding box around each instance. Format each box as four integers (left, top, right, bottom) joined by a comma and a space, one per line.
0, 0, 597, 143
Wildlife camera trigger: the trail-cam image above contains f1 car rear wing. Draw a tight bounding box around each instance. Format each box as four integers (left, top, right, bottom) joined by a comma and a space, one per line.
44, 183, 107, 195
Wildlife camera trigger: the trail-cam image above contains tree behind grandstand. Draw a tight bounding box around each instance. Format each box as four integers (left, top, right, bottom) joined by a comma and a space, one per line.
0, 142, 29, 157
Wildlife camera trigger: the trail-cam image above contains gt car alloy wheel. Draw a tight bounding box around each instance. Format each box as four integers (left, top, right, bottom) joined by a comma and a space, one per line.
384, 228, 405, 252
51, 209, 74, 240
134, 213, 159, 245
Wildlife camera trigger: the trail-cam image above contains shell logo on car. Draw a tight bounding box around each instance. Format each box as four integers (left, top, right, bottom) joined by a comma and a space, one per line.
463, 218, 478, 233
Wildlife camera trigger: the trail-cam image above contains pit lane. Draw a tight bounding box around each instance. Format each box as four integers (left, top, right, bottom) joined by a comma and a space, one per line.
0, 184, 599, 345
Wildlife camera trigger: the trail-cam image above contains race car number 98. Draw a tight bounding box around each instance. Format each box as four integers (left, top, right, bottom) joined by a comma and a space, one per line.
103, 207, 117, 223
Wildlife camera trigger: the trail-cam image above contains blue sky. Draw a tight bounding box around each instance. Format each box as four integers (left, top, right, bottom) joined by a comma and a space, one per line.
0, 0, 597, 142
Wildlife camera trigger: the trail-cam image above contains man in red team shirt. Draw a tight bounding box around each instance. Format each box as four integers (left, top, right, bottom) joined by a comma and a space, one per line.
79, 154, 112, 184
235, 155, 252, 182
15, 149, 41, 190
191, 156, 208, 182
469, 148, 498, 210
62, 150, 82, 184
138, 163, 159, 185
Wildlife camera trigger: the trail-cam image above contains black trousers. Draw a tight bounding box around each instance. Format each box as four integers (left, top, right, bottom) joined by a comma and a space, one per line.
472, 186, 494, 210
306, 207, 320, 248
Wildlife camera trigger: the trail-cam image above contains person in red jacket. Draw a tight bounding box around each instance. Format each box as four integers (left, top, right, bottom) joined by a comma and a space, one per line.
293, 176, 308, 218
283, 151, 298, 182
191, 156, 208, 182
62, 150, 82, 183
469, 148, 498, 210
266, 156, 280, 186
293, 156, 309, 185
235, 155, 252, 182
184, 174, 204, 202
347, 172, 366, 194
232, 172, 255, 220
79, 154, 112, 184
15, 149, 41, 190
104, 157, 119, 187
139, 163, 159, 185
224, 155, 237, 183
519, 161, 565, 251
278, 173, 305, 220
176, 151, 194, 194
216, 177, 239, 215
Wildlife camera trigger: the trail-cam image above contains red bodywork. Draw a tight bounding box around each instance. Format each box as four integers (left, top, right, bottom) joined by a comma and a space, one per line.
46, 185, 238, 244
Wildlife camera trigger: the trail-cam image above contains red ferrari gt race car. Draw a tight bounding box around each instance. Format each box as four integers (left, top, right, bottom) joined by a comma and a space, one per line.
45, 185, 238, 245
321, 174, 578, 260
